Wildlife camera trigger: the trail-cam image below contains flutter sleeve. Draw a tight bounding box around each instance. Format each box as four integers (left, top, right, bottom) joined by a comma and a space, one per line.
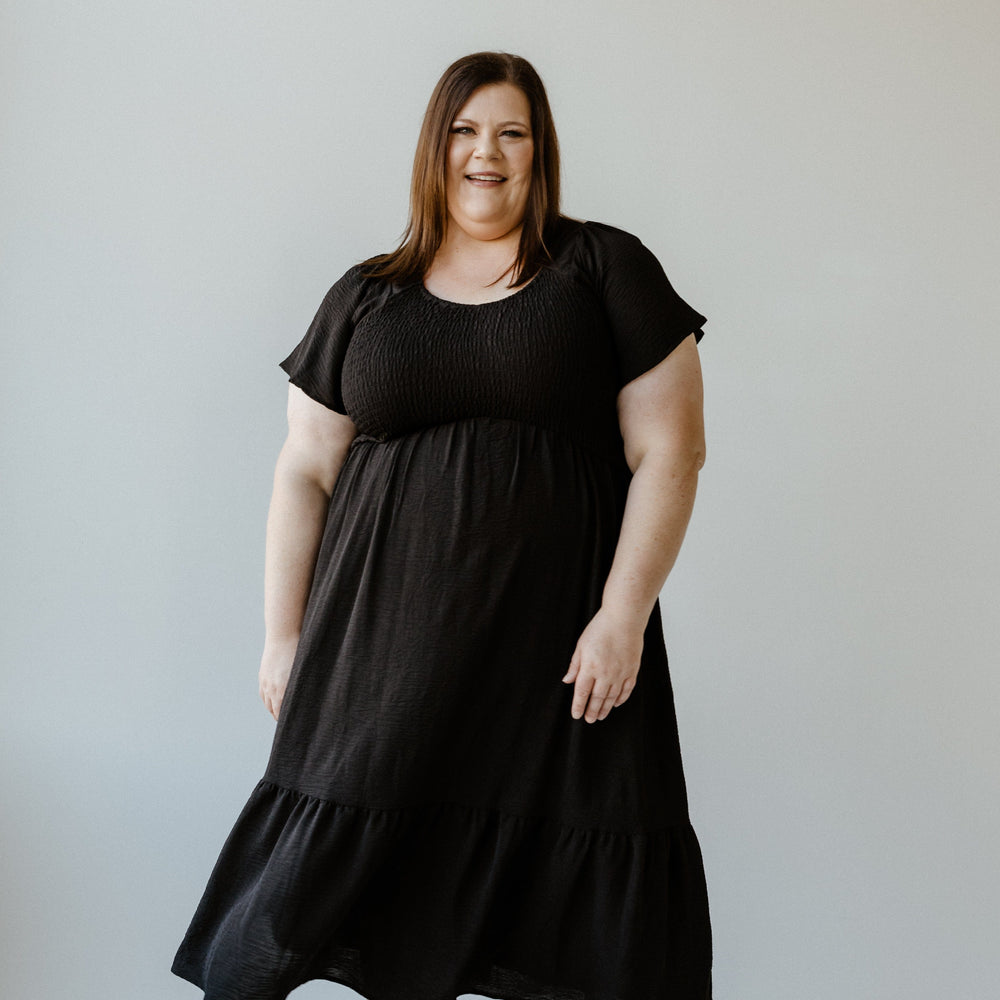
278, 264, 368, 415
587, 222, 707, 390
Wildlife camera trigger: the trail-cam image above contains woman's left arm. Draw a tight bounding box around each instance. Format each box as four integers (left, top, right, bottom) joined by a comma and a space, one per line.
563, 333, 706, 722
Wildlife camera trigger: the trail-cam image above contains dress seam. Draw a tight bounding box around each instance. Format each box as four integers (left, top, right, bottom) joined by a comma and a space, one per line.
257, 777, 691, 837
350, 415, 625, 467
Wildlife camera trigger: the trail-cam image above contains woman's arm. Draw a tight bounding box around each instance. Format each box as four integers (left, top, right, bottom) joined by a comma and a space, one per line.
259, 384, 357, 720
563, 334, 705, 723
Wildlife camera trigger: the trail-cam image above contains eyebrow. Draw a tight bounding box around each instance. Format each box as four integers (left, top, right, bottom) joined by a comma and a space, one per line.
452, 118, 531, 129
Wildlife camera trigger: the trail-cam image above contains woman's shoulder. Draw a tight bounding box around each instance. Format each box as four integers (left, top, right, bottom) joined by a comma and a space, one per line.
313, 255, 409, 325
554, 216, 639, 240
547, 215, 660, 277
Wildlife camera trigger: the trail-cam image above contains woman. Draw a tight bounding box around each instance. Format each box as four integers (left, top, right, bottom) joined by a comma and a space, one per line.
173, 51, 713, 1000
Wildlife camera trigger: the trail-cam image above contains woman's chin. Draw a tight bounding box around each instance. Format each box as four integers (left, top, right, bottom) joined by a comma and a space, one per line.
447, 212, 525, 242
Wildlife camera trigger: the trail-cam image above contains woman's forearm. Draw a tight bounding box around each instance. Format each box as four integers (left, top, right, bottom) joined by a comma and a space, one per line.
262, 444, 340, 645
600, 446, 703, 632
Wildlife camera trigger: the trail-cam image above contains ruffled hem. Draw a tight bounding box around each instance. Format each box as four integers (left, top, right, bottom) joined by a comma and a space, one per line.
172, 780, 712, 1000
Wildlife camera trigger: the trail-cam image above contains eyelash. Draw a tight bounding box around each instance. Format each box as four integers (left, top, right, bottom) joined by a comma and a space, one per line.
451, 127, 526, 139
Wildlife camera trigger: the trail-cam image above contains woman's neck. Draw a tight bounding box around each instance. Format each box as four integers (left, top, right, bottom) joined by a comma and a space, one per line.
423, 221, 530, 301
430, 222, 520, 283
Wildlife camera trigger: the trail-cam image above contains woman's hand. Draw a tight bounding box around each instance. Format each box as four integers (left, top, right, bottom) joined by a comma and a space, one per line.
258, 635, 299, 721
562, 336, 705, 725
258, 386, 357, 722
562, 607, 645, 722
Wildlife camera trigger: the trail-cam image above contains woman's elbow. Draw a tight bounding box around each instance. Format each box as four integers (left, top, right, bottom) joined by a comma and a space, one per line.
692, 438, 707, 472
626, 433, 706, 477
275, 433, 352, 499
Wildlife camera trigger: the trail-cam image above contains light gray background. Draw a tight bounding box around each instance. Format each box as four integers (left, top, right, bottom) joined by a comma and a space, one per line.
2, 2, 997, 998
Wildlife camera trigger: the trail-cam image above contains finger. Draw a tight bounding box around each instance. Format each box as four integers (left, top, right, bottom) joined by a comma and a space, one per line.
263, 688, 276, 720
571, 676, 594, 719
585, 683, 614, 722
613, 678, 635, 707
563, 647, 581, 683
596, 684, 623, 720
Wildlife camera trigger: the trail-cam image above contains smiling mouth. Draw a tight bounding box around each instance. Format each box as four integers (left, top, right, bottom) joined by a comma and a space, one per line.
466, 174, 506, 183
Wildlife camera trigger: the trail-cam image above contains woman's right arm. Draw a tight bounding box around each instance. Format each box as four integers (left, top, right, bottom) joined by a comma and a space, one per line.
258, 383, 357, 720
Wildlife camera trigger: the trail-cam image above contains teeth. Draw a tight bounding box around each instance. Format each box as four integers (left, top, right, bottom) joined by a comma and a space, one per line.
467, 175, 504, 181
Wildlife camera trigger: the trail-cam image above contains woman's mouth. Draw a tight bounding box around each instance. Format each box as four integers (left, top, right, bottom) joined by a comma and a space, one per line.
466, 174, 506, 185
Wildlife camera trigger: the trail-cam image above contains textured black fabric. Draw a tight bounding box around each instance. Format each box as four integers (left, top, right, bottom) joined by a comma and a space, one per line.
171, 217, 712, 1000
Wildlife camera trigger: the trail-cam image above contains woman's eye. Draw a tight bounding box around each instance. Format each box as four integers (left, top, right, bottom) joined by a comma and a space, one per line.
450, 126, 527, 138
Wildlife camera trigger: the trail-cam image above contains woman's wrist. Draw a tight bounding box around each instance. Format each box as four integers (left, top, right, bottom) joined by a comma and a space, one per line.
596, 598, 652, 635
263, 629, 301, 650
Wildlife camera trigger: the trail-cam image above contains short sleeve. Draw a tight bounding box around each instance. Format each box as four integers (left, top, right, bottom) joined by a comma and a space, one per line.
587, 222, 707, 389
278, 264, 368, 415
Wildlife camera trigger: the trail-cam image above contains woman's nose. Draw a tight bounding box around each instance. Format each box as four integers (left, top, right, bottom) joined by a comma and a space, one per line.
474, 135, 500, 159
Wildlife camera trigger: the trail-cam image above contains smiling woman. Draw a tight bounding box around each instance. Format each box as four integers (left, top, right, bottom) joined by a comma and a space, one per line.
424, 82, 537, 302
361, 52, 563, 298
171, 50, 713, 1000
442, 83, 534, 241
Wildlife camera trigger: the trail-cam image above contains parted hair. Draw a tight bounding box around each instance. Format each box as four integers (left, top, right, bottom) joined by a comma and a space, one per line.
361, 51, 562, 288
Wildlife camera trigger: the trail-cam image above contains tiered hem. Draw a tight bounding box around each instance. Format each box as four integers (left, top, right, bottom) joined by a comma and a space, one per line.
172, 779, 712, 1000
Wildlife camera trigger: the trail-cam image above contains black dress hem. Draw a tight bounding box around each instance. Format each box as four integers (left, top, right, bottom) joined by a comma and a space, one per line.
171, 777, 712, 1000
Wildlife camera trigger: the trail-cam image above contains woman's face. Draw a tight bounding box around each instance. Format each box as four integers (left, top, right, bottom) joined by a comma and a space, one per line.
444, 82, 534, 242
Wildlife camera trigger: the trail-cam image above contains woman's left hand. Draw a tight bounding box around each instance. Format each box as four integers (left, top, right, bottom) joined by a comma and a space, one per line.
562, 607, 645, 722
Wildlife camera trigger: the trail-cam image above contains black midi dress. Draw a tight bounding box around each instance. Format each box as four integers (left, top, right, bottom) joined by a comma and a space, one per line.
171, 216, 712, 1000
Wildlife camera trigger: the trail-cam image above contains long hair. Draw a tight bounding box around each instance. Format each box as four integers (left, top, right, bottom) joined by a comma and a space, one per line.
361, 52, 562, 288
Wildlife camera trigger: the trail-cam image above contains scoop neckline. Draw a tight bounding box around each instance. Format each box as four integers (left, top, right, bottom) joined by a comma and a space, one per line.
418, 267, 543, 308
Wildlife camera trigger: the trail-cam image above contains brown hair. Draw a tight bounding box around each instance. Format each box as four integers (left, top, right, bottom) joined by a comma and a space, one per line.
361, 51, 562, 288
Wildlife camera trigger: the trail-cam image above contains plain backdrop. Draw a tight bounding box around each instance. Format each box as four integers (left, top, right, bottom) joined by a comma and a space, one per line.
2, 2, 998, 998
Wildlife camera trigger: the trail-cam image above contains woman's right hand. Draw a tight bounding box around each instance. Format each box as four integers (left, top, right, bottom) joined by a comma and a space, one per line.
258, 386, 357, 722
258, 635, 299, 721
